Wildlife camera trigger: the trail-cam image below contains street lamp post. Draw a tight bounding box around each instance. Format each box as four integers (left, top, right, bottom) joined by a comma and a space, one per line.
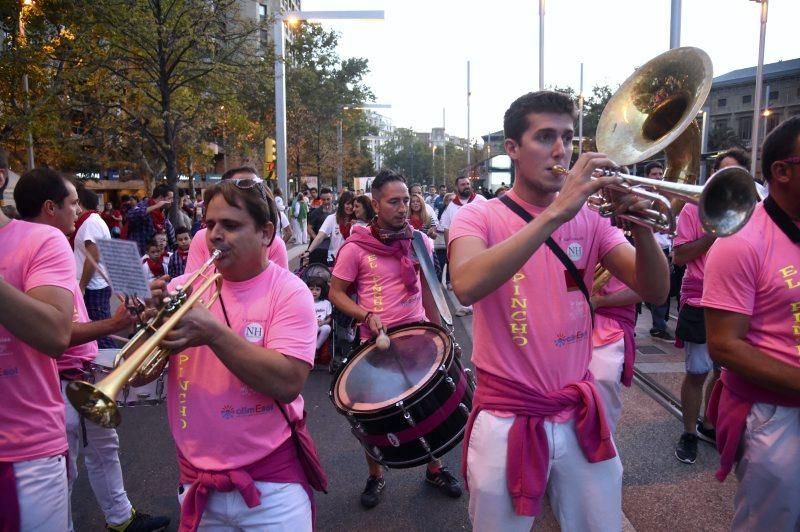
19, 0, 35, 170
538, 0, 545, 90
749, 0, 768, 176
272, 10, 384, 196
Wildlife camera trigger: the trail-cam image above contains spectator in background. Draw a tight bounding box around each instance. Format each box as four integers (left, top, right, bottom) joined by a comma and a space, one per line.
168, 226, 192, 278
433, 184, 448, 218
309, 187, 322, 208
126, 184, 176, 254
100, 201, 123, 238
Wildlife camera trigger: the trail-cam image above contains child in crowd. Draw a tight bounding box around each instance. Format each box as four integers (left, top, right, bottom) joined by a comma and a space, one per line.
308, 277, 332, 351
168, 226, 191, 278
142, 239, 169, 283
154, 231, 170, 259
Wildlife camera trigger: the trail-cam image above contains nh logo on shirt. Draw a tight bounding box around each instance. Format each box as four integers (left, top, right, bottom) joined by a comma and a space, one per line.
566, 242, 583, 261
243, 323, 264, 343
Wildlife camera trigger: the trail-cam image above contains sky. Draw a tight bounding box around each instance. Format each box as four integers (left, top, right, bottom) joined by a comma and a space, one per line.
300, 0, 797, 142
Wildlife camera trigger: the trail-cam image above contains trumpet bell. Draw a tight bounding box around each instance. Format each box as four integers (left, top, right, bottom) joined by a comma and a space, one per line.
66, 381, 121, 428
699, 166, 760, 237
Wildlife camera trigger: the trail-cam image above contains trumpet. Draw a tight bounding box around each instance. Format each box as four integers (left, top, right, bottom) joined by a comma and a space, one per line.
552, 164, 759, 236
67, 250, 223, 428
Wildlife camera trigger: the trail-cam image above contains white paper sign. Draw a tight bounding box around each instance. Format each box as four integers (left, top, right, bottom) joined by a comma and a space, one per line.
95, 239, 150, 300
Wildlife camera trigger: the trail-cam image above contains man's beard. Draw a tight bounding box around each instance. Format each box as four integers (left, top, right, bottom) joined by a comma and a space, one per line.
459, 189, 471, 199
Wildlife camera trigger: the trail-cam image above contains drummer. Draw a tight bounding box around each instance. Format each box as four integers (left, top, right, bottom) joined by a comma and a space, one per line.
14, 172, 171, 531
329, 169, 462, 509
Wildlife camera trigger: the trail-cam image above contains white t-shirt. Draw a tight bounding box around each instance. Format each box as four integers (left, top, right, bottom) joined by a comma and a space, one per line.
74, 212, 110, 290
319, 213, 345, 262
314, 299, 332, 323
425, 203, 439, 228
275, 196, 286, 213
278, 211, 290, 235
439, 194, 487, 231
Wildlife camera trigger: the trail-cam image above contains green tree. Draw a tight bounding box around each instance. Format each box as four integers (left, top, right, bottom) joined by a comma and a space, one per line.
380, 128, 433, 184
707, 126, 745, 152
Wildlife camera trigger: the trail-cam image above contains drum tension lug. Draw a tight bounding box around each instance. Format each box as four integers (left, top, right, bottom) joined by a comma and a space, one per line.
464, 368, 477, 388
445, 376, 455, 391
454, 343, 463, 358
396, 400, 416, 427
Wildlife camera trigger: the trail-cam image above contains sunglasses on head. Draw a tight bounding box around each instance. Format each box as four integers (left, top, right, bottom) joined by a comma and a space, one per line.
227, 177, 267, 201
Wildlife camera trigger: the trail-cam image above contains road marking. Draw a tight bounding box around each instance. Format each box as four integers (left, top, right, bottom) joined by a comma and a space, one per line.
635, 362, 685, 373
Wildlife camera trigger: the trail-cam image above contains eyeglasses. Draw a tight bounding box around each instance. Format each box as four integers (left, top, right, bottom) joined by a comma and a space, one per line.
228, 177, 267, 201
778, 156, 800, 165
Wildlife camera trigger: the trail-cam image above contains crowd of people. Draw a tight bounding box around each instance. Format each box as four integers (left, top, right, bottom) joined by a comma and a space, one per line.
1, 91, 799, 532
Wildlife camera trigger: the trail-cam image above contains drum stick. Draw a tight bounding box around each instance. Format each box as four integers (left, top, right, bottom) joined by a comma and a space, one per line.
376, 329, 390, 351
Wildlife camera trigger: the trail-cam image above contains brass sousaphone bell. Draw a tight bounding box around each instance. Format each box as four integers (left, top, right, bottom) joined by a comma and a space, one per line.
582, 46, 759, 237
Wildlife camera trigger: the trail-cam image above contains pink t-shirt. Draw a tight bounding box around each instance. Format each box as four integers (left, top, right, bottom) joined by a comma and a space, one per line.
702, 203, 800, 368
167, 264, 316, 470
56, 281, 98, 372
591, 276, 627, 348
185, 228, 289, 274
448, 190, 628, 394
332, 226, 433, 339
0, 220, 75, 461
674, 204, 706, 307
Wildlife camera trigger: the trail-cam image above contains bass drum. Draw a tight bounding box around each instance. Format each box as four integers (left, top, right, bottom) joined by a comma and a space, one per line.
330, 322, 474, 469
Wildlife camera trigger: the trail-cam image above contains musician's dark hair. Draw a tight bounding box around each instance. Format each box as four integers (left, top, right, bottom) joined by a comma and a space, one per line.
504, 91, 577, 144
152, 183, 172, 199
371, 169, 406, 199
336, 191, 355, 225
14, 168, 72, 219
77, 185, 100, 211
713, 147, 750, 172
644, 161, 664, 175
221, 166, 259, 181
203, 178, 278, 246
762, 116, 800, 182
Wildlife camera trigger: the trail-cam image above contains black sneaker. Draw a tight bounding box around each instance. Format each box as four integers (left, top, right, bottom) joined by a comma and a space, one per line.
696, 421, 717, 445
675, 432, 698, 464
650, 328, 675, 342
107, 509, 170, 532
425, 466, 462, 498
360, 475, 386, 509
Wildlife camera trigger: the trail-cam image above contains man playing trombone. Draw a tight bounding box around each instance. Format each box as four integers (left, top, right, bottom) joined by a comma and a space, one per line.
448, 91, 670, 531
158, 178, 320, 531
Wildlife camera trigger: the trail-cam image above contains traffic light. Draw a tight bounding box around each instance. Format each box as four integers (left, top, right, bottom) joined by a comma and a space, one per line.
264, 137, 277, 178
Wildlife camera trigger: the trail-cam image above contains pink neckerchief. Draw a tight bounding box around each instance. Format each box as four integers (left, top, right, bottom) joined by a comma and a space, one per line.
594, 305, 637, 386
461, 369, 616, 516
705, 370, 800, 482
340, 224, 419, 293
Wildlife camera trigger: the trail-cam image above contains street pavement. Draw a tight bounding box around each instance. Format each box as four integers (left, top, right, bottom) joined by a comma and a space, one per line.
72, 247, 737, 531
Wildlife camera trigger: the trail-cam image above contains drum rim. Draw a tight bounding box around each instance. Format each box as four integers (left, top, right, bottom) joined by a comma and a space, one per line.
332, 321, 453, 414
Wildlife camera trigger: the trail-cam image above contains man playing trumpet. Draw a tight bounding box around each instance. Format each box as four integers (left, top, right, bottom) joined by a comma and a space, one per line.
448, 91, 669, 531
159, 178, 320, 530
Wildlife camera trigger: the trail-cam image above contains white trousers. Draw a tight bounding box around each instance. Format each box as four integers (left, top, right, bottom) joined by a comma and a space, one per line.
291, 219, 308, 245
467, 411, 622, 532
62, 381, 133, 529
14, 455, 69, 531
178, 481, 312, 531
589, 338, 625, 434
733, 403, 800, 532
316, 324, 331, 350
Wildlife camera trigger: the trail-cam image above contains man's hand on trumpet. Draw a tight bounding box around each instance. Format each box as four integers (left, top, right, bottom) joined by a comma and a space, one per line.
159, 304, 222, 353
549, 152, 621, 223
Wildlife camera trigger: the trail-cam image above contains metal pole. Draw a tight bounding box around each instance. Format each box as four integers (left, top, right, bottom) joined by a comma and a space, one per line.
538, 0, 545, 89
442, 108, 447, 182
700, 108, 709, 182
22, 73, 34, 169
762, 84, 770, 140
273, 16, 288, 196
336, 118, 343, 192
749, 0, 768, 177
467, 61, 471, 167
578, 63, 584, 157
669, 0, 681, 49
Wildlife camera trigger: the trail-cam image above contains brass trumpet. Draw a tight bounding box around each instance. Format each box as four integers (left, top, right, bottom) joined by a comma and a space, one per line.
67, 250, 223, 428
552, 164, 759, 236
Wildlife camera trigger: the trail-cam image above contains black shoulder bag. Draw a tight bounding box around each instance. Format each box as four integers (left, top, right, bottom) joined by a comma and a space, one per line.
499, 194, 594, 322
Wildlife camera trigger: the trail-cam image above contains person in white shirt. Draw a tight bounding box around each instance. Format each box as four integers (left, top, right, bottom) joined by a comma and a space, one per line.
73, 186, 115, 348
302, 191, 355, 265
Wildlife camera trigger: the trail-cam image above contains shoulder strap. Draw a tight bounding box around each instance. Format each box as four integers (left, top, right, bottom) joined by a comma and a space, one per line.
499, 194, 594, 319
764, 196, 800, 244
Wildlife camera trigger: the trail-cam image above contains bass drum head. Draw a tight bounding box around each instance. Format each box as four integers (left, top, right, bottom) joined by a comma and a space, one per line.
334, 323, 451, 413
